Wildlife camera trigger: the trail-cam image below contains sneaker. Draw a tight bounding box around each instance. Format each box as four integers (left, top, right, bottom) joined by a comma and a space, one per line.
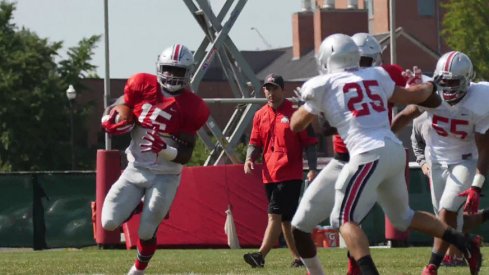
464, 235, 482, 275
440, 255, 453, 267
421, 264, 437, 275
243, 252, 265, 268
291, 258, 304, 267
347, 256, 361, 275
127, 264, 145, 275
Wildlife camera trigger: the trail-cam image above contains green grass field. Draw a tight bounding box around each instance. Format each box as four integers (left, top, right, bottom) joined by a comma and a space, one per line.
0, 246, 486, 274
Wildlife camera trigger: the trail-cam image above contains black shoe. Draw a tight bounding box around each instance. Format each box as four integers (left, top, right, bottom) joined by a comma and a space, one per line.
243, 252, 265, 268
291, 258, 304, 267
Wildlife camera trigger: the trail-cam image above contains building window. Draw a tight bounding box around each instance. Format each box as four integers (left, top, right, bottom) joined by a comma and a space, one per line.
418, 0, 434, 16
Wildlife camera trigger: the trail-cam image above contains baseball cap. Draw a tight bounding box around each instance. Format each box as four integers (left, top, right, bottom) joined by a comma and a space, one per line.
263, 73, 284, 90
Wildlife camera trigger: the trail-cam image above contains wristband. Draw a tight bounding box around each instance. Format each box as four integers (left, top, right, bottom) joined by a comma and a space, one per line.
472, 174, 485, 189
158, 146, 178, 161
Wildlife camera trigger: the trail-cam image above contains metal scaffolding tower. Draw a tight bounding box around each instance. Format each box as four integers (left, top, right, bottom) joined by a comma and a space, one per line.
183, 0, 263, 166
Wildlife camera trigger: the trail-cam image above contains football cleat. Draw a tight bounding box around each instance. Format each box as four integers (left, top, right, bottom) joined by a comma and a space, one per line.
421, 264, 437, 275
127, 264, 145, 275
464, 235, 482, 275
347, 256, 361, 275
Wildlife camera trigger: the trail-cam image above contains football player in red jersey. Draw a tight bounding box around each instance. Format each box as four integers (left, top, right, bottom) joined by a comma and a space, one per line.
100, 44, 210, 275
291, 33, 417, 275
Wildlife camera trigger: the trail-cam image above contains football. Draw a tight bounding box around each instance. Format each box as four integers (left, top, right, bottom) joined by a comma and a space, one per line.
112, 104, 134, 123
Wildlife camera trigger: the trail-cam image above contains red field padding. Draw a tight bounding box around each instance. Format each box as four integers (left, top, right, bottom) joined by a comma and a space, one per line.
122, 164, 268, 249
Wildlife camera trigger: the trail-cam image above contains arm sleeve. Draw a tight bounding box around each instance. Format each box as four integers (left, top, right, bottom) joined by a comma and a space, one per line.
411, 118, 427, 166
304, 144, 317, 171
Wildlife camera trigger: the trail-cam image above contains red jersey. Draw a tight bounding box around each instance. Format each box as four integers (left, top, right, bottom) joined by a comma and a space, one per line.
124, 73, 209, 136
123, 73, 210, 173
250, 100, 317, 184
332, 64, 406, 154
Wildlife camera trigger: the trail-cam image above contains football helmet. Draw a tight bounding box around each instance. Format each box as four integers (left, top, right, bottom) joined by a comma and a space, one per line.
351, 32, 382, 67
433, 51, 474, 103
317, 33, 360, 74
156, 44, 194, 93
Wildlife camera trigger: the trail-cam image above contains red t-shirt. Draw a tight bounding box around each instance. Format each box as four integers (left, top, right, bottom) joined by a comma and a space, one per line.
332, 64, 406, 153
249, 100, 317, 184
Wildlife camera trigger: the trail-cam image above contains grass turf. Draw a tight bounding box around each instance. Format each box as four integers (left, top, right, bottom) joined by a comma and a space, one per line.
0, 246, 486, 274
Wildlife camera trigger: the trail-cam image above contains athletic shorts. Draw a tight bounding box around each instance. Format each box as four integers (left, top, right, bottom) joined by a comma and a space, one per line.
264, 180, 302, 221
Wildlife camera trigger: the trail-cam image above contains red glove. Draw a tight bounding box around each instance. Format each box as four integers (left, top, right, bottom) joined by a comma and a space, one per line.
402, 66, 423, 88
458, 186, 482, 214
101, 109, 134, 135
140, 128, 167, 154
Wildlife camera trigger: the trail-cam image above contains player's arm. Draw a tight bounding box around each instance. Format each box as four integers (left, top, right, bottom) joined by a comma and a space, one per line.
103, 96, 126, 115
389, 82, 440, 107
290, 106, 316, 133
141, 130, 197, 165
411, 119, 429, 176
473, 130, 489, 189
170, 132, 198, 165
391, 105, 422, 134
458, 130, 489, 214
244, 144, 262, 174
318, 114, 338, 136
101, 96, 135, 135
475, 130, 489, 179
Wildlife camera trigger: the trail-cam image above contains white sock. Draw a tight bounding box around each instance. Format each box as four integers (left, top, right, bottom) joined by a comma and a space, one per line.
302, 256, 325, 275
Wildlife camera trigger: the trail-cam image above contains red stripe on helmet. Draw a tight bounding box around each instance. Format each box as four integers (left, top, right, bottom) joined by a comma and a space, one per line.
172, 44, 181, 61
444, 51, 458, 72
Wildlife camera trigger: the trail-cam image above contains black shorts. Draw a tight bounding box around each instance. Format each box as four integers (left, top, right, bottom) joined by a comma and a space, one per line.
264, 180, 302, 221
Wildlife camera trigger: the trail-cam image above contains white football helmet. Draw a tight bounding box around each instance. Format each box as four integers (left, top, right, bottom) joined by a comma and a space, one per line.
156, 44, 194, 93
351, 32, 382, 67
433, 51, 474, 103
317, 33, 360, 74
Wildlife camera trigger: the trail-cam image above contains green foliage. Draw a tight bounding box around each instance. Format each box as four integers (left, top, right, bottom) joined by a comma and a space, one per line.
187, 138, 248, 166
441, 0, 489, 80
0, 1, 100, 171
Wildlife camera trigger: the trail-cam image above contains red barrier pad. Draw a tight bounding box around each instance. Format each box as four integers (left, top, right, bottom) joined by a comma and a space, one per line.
122, 164, 268, 249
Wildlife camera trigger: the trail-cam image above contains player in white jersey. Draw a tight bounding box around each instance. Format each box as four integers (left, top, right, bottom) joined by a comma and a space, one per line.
292, 32, 414, 275
391, 51, 489, 274
411, 111, 489, 268
290, 34, 482, 275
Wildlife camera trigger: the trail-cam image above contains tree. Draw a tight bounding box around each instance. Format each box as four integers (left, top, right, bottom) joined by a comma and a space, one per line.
441, 0, 489, 80
0, 1, 100, 171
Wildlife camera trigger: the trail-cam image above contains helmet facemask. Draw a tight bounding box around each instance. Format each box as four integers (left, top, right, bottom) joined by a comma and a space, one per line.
434, 74, 469, 103
156, 44, 194, 93
157, 65, 192, 93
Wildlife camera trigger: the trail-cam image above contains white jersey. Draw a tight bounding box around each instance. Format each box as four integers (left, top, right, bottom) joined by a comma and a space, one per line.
301, 67, 401, 157
422, 82, 489, 165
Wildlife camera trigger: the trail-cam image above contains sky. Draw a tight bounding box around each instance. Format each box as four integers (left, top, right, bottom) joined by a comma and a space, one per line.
10, 0, 304, 78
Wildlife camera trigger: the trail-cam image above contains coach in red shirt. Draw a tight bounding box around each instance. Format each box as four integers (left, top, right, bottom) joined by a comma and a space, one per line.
243, 73, 318, 269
